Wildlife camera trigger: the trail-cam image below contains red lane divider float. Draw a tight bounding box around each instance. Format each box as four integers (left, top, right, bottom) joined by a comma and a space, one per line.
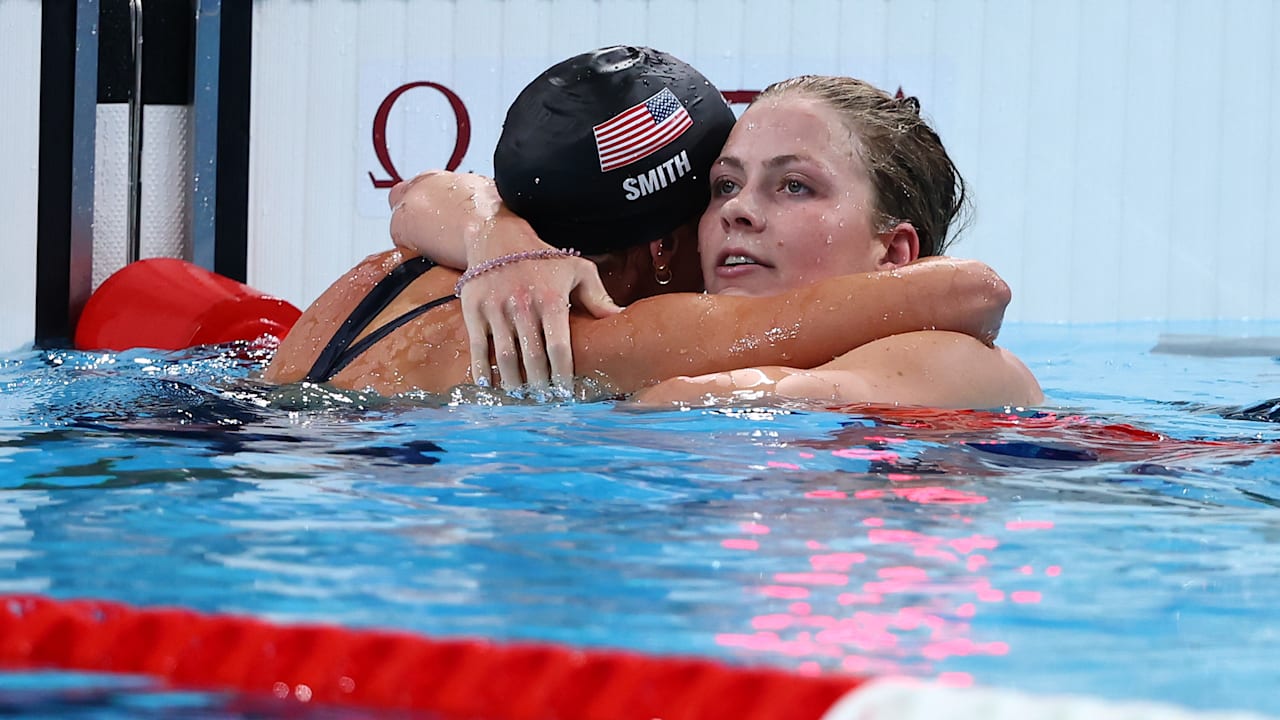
0, 594, 866, 719
75, 259, 301, 351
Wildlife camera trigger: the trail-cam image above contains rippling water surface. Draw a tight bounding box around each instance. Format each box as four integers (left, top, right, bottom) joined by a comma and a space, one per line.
1, 321, 1278, 717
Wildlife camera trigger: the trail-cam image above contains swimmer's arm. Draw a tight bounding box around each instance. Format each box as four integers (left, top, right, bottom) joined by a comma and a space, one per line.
388, 170, 618, 389
389, 170, 530, 269
631, 331, 1043, 409
572, 259, 1011, 392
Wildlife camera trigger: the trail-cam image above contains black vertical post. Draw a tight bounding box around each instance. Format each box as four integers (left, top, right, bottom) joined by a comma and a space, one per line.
34, 3, 78, 347
214, 1, 251, 283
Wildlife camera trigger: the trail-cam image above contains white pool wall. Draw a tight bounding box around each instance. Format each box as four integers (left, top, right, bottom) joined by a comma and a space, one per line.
1, 0, 1278, 352
247, 0, 1280, 325
0, 0, 42, 351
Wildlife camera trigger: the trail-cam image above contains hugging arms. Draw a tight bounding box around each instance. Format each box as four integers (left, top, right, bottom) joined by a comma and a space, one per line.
267, 47, 1040, 409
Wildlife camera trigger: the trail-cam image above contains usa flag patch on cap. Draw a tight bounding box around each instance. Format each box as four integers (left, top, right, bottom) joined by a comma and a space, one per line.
593, 87, 693, 172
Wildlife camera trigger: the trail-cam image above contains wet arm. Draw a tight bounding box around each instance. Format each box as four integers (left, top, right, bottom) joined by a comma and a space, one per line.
388, 171, 522, 269
573, 258, 1013, 392
632, 331, 1043, 409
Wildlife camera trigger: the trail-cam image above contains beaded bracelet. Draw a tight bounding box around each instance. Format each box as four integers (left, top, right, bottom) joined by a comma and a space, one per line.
453, 248, 581, 297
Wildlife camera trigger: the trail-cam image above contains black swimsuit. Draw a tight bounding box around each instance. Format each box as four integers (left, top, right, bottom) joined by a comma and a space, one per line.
303, 256, 459, 383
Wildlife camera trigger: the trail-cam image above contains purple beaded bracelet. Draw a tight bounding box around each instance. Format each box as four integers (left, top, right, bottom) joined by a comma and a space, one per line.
453, 248, 581, 297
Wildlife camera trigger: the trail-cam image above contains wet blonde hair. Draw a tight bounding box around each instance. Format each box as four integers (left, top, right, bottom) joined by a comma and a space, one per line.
755, 75, 968, 257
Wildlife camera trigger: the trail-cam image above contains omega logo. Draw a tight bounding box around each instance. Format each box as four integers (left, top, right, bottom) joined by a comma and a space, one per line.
367, 82, 472, 189
368, 85, 759, 189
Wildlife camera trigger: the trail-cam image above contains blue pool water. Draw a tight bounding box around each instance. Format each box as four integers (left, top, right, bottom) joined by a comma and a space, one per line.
1, 321, 1278, 717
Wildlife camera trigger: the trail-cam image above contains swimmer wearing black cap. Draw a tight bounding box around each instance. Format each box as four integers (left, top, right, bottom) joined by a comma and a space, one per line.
265, 47, 1009, 399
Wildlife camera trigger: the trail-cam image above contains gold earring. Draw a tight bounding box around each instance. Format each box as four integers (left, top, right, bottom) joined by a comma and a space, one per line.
653, 244, 673, 285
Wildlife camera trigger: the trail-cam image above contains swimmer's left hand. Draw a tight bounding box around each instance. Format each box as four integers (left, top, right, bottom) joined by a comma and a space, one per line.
462, 250, 620, 391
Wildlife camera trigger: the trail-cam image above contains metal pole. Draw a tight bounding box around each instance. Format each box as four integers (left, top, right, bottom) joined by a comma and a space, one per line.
191, 0, 221, 272
126, 0, 144, 264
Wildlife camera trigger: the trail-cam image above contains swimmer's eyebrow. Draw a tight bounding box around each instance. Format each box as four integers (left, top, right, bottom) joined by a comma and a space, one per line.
713, 154, 818, 171
712, 156, 744, 172
766, 154, 814, 169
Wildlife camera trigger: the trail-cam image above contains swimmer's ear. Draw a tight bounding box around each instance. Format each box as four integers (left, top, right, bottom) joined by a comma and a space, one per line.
648, 237, 675, 286
877, 222, 920, 269
647, 236, 677, 267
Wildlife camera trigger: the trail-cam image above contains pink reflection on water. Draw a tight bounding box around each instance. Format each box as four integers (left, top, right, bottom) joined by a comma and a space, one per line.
715, 429, 1065, 683
805, 489, 848, 499
922, 638, 1010, 660
753, 614, 794, 630
810, 552, 867, 572
894, 486, 987, 504
1007, 520, 1055, 530
833, 447, 901, 462
948, 535, 999, 554
938, 672, 975, 687
879, 566, 929, 580
759, 585, 809, 599
773, 572, 849, 586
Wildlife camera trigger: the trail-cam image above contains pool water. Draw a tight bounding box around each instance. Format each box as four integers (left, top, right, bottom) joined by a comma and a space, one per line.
1, 321, 1278, 717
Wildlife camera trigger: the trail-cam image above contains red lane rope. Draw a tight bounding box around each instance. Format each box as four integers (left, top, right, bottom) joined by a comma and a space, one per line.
0, 594, 865, 719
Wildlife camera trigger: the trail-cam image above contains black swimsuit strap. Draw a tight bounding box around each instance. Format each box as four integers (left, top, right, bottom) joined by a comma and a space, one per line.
303, 256, 458, 383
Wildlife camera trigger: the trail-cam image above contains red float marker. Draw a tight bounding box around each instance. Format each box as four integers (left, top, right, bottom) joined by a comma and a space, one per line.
75, 259, 301, 351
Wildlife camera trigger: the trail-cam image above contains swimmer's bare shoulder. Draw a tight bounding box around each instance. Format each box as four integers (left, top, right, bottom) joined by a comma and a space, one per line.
264, 249, 418, 385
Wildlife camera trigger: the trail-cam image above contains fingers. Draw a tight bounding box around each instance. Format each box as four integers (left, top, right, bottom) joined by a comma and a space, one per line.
513, 307, 551, 389
462, 300, 493, 388
486, 304, 523, 392
541, 301, 573, 389
456, 256, 604, 395
571, 269, 622, 318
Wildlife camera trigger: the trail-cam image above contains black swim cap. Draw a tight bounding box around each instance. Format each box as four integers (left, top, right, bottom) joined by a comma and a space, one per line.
494, 46, 735, 254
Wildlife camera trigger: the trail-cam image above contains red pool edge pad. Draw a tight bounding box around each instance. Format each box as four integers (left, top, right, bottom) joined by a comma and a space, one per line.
0, 594, 866, 719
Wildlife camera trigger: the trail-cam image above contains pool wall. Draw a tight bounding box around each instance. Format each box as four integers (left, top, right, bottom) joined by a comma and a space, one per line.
0, 1, 42, 352
2, 0, 1279, 352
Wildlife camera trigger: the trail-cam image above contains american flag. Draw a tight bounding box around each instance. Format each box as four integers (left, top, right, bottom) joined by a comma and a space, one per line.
593, 87, 693, 172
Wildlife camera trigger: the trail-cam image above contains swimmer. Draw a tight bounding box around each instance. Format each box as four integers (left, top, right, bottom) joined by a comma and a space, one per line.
265, 47, 1009, 399
394, 58, 1039, 408
635, 75, 1041, 407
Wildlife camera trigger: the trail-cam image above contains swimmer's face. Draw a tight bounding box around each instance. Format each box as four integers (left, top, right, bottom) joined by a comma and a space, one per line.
698, 95, 909, 297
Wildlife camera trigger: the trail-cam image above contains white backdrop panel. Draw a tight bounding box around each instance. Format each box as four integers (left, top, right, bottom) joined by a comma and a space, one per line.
248, 0, 1280, 324
0, 1, 43, 351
